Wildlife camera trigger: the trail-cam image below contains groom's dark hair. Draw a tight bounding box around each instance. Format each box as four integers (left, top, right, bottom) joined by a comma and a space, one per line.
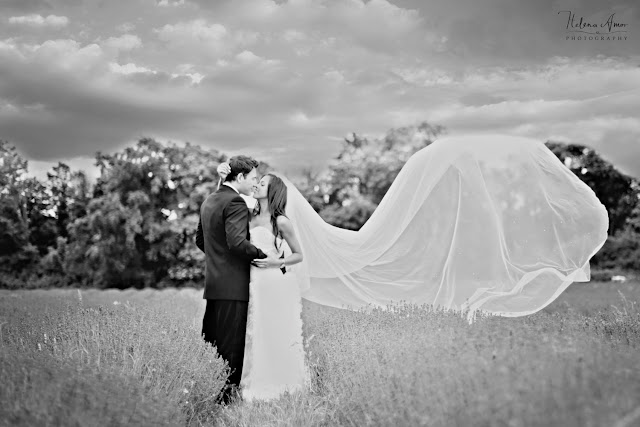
225, 155, 259, 182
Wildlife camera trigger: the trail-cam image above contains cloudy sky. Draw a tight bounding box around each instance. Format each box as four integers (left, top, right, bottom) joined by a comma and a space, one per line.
1, 0, 639, 180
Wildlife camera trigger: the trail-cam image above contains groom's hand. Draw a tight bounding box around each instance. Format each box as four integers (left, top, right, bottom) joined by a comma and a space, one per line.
252, 255, 282, 269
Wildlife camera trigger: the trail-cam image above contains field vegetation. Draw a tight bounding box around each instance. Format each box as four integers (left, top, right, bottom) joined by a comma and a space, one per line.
1, 281, 639, 426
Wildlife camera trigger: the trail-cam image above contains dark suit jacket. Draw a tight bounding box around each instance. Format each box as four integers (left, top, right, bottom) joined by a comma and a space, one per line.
196, 185, 267, 301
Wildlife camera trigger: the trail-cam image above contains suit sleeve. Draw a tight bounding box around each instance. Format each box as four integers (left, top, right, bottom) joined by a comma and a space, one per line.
224, 198, 267, 260
195, 217, 205, 253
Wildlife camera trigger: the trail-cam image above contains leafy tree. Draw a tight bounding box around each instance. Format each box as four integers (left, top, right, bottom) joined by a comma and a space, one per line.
590, 180, 640, 273
592, 230, 640, 272
23, 177, 58, 256
292, 168, 328, 213
318, 196, 377, 231
0, 140, 29, 255
45, 163, 74, 237
0, 141, 40, 283
64, 138, 227, 288
1, 136, 273, 289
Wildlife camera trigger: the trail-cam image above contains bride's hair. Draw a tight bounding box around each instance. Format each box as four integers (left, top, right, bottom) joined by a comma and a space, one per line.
266, 174, 288, 249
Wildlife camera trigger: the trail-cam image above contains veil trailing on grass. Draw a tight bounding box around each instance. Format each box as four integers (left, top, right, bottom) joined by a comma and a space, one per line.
273, 134, 609, 320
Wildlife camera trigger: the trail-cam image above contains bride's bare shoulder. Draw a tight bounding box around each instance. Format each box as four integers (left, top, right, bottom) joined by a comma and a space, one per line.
276, 215, 294, 233
276, 215, 291, 226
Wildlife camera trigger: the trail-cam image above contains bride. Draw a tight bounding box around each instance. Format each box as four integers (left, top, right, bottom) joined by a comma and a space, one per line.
217, 133, 608, 398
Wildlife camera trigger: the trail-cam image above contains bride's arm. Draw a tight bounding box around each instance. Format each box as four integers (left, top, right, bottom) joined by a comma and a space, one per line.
277, 216, 303, 268
216, 162, 230, 190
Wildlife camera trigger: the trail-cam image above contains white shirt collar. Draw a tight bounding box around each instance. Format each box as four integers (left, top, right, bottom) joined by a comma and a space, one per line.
222, 183, 257, 209
223, 182, 239, 194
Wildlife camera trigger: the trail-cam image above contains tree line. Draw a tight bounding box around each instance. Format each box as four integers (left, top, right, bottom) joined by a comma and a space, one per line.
1, 123, 638, 289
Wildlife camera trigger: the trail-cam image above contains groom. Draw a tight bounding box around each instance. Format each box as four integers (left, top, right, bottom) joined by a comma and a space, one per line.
195, 155, 276, 403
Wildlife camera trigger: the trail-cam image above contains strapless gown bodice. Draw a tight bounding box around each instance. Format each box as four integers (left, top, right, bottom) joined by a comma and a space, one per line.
250, 226, 280, 253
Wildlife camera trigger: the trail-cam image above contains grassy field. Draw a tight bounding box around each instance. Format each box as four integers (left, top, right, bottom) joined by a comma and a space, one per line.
1, 281, 639, 426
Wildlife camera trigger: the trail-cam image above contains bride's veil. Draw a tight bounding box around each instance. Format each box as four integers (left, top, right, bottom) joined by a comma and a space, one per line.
272, 134, 609, 319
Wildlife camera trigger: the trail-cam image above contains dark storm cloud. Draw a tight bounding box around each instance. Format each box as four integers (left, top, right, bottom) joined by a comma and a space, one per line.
386, 0, 639, 64
0, 56, 208, 159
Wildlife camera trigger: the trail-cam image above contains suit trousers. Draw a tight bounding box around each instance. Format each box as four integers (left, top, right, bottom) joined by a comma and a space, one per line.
202, 299, 249, 390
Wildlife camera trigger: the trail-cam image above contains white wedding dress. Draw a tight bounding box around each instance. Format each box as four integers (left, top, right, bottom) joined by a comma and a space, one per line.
240, 225, 310, 401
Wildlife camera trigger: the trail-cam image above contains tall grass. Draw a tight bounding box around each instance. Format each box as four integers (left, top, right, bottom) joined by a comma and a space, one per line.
0, 289, 228, 426
1, 284, 639, 426
305, 302, 640, 427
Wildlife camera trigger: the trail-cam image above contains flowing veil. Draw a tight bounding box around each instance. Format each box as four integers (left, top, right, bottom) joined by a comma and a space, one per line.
273, 134, 609, 319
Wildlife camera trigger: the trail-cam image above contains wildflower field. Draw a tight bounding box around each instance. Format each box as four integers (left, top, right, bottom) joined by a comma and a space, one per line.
1, 281, 639, 427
